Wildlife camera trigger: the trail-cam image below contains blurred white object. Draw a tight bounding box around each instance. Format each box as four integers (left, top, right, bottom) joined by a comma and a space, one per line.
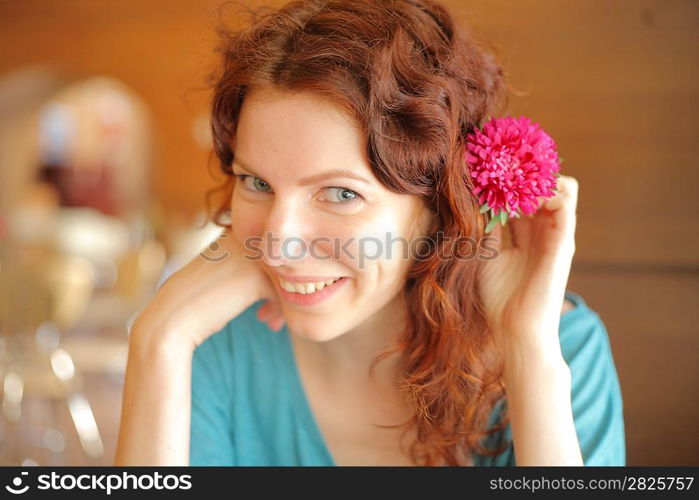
157, 212, 225, 287
67, 393, 103, 459
53, 207, 130, 261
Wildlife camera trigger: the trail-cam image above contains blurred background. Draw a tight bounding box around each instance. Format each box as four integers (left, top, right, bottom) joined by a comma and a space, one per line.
0, 0, 696, 465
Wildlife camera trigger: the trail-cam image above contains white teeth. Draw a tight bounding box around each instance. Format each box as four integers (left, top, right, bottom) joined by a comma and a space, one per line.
279, 277, 342, 294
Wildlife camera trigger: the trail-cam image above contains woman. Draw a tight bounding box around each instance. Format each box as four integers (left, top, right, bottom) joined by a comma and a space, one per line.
115, 0, 625, 466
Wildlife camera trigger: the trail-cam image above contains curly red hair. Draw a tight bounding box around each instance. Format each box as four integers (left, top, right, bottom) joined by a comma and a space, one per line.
205, 0, 515, 465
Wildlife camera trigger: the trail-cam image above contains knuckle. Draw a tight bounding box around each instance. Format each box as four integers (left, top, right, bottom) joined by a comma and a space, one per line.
571, 179, 579, 192
560, 175, 579, 189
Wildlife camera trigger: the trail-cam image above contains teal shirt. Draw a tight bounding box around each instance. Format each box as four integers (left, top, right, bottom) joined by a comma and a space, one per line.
189, 291, 626, 466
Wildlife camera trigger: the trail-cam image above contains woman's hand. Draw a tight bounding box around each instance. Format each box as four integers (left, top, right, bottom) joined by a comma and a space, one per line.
478, 174, 579, 355
478, 174, 584, 465
132, 226, 278, 350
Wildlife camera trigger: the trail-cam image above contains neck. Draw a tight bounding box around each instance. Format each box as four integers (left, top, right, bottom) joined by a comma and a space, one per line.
290, 292, 408, 390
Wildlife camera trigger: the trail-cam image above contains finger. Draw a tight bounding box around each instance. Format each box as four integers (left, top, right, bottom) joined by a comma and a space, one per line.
258, 300, 286, 331
541, 175, 578, 237
541, 175, 578, 212
487, 221, 504, 252
256, 301, 273, 322
268, 316, 286, 332
264, 299, 284, 318
509, 212, 533, 250
488, 216, 517, 252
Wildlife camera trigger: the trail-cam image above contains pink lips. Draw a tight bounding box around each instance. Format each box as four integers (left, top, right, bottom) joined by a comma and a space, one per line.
276, 277, 348, 306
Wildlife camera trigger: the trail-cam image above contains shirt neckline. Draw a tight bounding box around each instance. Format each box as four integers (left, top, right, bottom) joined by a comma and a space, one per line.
280, 325, 337, 466
278, 289, 586, 467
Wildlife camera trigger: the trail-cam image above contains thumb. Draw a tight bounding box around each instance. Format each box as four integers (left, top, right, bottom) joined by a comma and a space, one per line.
487, 217, 515, 252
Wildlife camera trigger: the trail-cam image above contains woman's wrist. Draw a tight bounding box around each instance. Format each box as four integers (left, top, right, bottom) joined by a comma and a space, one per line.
501, 333, 580, 466
501, 332, 568, 380
129, 311, 197, 362
116, 309, 194, 466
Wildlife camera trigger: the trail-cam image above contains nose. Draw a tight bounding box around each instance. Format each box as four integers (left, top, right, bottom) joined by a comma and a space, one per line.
260, 199, 311, 269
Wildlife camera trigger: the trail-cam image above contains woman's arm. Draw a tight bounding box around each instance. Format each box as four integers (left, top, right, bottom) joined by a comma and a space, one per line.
113, 228, 276, 465
480, 175, 583, 465
114, 322, 197, 465
502, 337, 581, 466
500, 298, 582, 466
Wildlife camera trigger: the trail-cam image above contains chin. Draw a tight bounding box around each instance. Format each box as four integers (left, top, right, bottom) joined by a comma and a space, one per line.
285, 317, 346, 343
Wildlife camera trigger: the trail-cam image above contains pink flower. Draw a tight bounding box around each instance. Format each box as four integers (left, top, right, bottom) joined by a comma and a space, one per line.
465, 116, 561, 232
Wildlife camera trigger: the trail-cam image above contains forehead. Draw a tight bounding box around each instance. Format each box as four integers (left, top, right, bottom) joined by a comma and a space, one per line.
234, 87, 364, 159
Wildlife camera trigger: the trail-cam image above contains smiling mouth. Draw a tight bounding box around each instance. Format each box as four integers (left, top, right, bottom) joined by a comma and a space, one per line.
277, 277, 345, 294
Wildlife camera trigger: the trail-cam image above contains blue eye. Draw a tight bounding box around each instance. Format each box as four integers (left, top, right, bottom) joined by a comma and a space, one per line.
235, 174, 272, 193
325, 187, 360, 204
234, 174, 362, 206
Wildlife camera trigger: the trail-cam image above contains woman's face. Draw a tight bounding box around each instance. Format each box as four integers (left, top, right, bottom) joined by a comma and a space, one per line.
230, 87, 435, 342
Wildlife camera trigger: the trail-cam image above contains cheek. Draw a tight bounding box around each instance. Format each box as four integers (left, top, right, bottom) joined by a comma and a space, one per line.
327, 213, 411, 278
230, 199, 265, 243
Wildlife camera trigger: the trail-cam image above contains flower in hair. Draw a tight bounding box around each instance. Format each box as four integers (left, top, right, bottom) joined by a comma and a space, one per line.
465, 116, 562, 233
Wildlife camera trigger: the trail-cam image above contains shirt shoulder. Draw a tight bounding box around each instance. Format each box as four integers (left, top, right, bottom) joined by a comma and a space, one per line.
189, 300, 277, 465
476, 291, 626, 466
190, 300, 327, 465
559, 291, 626, 465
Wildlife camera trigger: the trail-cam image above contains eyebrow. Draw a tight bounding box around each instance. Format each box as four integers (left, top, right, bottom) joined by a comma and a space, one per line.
232, 156, 372, 186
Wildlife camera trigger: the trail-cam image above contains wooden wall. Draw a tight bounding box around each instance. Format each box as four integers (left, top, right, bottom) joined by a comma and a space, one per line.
1, 0, 697, 465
